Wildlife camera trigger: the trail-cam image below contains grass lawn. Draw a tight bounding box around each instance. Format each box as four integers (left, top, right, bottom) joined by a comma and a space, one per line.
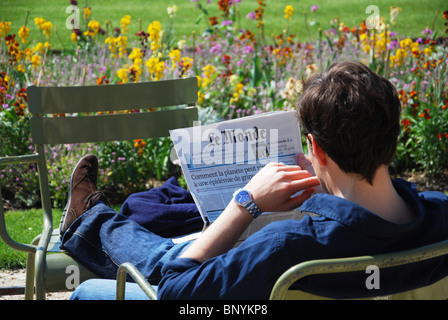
1, 0, 447, 50
0, 208, 61, 269
0, 205, 120, 269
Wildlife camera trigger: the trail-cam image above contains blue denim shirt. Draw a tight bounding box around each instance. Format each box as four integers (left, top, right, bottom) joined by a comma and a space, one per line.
158, 179, 448, 299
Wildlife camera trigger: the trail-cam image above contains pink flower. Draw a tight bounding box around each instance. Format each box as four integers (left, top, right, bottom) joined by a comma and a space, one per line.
243, 45, 254, 54
210, 43, 223, 55
311, 5, 320, 12
246, 11, 256, 20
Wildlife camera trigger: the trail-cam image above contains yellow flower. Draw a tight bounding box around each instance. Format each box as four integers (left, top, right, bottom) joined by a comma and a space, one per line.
18, 26, 30, 43
129, 47, 143, 61
71, 32, 78, 43
84, 20, 101, 38
197, 91, 205, 105
34, 17, 53, 39
231, 83, 245, 103
116, 68, 129, 83
146, 57, 166, 81
169, 49, 181, 70
31, 54, 41, 70
390, 48, 408, 66
105, 36, 127, 58
423, 47, 433, 56
0, 21, 11, 37
24, 48, 33, 61
181, 56, 193, 75
202, 64, 216, 79
120, 15, 131, 34
284, 5, 294, 21
400, 38, 413, 49
31, 41, 50, 55
116, 36, 128, 57
131, 63, 142, 81
17, 64, 25, 73
83, 7, 92, 20
147, 21, 162, 51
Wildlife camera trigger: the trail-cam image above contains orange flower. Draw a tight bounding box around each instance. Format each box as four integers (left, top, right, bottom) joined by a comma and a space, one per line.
134, 139, 146, 156
419, 108, 431, 119
209, 16, 218, 26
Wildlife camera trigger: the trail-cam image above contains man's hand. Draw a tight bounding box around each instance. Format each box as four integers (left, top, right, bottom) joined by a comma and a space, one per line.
245, 161, 320, 213
297, 153, 325, 194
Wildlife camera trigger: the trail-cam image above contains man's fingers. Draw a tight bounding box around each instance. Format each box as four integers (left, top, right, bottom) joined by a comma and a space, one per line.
289, 176, 320, 190
283, 188, 315, 211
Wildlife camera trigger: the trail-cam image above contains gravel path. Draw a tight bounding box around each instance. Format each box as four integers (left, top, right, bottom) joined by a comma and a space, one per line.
0, 269, 72, 300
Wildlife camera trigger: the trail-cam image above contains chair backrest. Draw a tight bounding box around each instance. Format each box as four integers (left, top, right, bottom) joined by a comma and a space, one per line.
27, 77, 198, 144
270, 239, 448, 300
24, 77, 198, 252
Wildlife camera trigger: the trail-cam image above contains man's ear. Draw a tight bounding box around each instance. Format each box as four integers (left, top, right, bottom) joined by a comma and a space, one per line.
308, 134, 327, 166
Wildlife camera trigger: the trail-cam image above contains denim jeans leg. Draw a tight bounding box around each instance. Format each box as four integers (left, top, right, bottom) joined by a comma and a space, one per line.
61, 203, 192, 284
70, 279, 155, 300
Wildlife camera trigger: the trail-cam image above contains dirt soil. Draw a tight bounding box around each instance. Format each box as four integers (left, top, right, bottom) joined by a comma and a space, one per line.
0, 269, 72, 300
392, 170, 448, 194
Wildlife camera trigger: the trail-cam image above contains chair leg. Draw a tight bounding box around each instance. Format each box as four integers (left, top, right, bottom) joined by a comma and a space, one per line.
35, 248, 46, 300
25, 251, 35, 300
25, 235, 41, 300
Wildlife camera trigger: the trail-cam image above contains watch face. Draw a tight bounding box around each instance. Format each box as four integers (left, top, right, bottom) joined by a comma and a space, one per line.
235, 190, 250, 204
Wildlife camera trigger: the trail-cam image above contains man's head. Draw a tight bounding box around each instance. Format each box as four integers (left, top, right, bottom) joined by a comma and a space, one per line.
296, 61, 401, 184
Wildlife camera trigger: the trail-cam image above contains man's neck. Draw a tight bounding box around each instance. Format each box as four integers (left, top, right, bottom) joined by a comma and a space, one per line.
331, 166, 416, 224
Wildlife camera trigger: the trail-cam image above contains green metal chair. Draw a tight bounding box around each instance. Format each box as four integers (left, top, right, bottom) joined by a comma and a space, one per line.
115, 239, 448, 300
0, 77, 198, 300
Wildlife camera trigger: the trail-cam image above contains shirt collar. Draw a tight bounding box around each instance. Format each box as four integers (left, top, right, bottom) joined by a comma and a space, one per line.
299, 179, 425, 238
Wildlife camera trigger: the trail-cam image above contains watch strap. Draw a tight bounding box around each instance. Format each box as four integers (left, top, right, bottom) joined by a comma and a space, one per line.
245, 201, 263, 219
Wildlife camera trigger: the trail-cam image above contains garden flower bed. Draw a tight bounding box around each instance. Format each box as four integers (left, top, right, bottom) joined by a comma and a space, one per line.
1, 1, 447, 210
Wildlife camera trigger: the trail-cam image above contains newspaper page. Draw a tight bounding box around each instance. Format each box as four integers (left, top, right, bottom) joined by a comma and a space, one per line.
170, 111, 303, 235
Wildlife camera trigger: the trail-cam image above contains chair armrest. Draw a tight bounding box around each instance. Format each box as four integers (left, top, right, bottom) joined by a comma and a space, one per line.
116, 262, 158, 300
0, 154, 41, 253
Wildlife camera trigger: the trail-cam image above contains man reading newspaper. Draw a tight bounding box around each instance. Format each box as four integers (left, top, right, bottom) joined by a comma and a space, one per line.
61, 61, 448, 300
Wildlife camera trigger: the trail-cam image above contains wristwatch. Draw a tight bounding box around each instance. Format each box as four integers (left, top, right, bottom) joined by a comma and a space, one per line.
232, 188, 263, 219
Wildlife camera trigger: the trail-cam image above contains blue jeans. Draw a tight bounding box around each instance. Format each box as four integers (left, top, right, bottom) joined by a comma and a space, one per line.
70, 279, 157, 300
61, 203, 192, 298
70, 279, 154, 300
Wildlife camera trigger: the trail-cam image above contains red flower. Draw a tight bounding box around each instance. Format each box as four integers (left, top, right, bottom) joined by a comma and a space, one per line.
209, 16, 218, 26
419, 108, 431, 120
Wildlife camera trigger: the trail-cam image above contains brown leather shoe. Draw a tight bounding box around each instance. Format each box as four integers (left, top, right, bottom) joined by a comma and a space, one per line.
59, 154, 104, 236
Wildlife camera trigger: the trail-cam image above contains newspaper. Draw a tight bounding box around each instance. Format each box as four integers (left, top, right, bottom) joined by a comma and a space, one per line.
170, 111, 304, 243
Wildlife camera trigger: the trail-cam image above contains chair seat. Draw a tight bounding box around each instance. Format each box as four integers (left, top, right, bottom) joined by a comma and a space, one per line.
47, 229, 64, 252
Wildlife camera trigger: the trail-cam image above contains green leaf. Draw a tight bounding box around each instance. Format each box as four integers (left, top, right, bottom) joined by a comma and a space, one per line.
250, 54, 262, 88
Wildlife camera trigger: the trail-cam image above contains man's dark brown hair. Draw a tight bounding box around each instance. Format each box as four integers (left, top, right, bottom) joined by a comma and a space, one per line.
297, 61, 401, 184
